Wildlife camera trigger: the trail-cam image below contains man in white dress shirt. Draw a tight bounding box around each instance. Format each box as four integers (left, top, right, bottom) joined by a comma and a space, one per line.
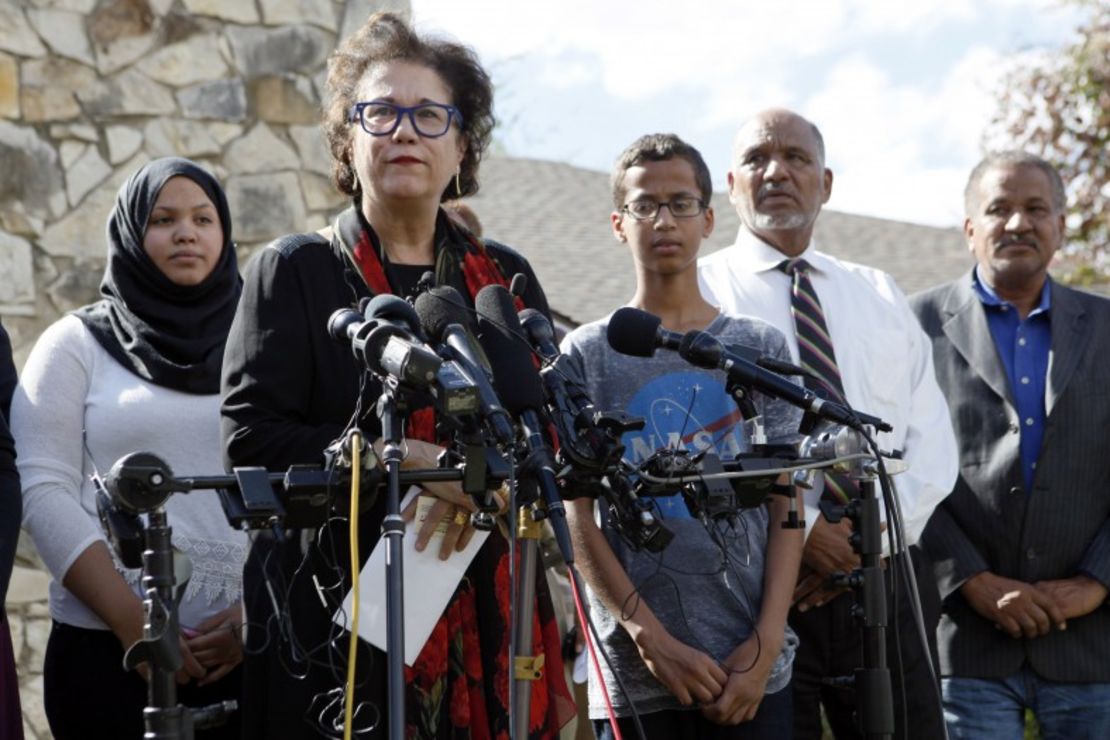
698, 108, 957, 739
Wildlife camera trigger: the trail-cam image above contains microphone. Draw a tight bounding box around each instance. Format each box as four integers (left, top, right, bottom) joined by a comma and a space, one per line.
607, 306, 807, 377
329, 296, 480, 414
509, 272, 529, 299
475, 286, 546, 413
328, 297, 442, 387
365, 294, 423, 337
606, 306, 683, 357
723, 342, 810, 378
519, 308, 613, 472
414, 287, 491, 375
520, 305, 673, 550
606, 307, 890, 432
415, 287, 516, 446
678, 329, 891, 431
475, 284, 574, 564
518, 307, 560, 361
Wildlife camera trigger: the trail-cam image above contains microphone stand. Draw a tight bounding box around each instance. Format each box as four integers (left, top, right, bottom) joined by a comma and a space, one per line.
728, 364, 894, 737
375, 385, 409, 740
511, 495, 544, 740
120, 506, 236, 739
820, 459, 894, 739
510, 409, 575, 740
102, 450, 521, 738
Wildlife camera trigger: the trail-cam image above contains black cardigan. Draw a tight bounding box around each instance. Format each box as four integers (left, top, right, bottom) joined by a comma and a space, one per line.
0, 321, 19, 606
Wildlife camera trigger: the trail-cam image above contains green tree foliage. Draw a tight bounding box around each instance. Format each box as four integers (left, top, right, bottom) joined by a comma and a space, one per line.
987, 0, 1109, 285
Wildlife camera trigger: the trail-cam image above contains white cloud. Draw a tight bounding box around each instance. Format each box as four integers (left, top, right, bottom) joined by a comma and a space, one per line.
410, 0, 1085, 226
803, 48, 1012, 226
534, 51, 596, 90
414, 0, 852, 99
846, 0, 978, 35
698, 76, 798, 134
934, 46, 1011, 157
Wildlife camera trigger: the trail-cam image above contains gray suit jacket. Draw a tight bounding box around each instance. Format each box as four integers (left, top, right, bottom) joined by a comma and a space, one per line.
911, 273, 1110, 682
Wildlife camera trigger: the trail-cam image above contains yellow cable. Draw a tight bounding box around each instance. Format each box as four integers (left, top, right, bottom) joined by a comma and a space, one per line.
344, 431, 362, 740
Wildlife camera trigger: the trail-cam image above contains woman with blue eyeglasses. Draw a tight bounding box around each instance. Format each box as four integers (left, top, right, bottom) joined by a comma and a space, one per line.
221, 12, 575, 739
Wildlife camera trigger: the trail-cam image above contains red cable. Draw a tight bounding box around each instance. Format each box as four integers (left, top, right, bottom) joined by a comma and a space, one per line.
569, 570, 623, 740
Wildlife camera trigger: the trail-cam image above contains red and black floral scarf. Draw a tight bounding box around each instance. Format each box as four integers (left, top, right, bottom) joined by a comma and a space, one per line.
332, 205, 575, 739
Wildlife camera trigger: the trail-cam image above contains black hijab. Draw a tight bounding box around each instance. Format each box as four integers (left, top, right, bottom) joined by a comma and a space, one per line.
73, 157, 241, 394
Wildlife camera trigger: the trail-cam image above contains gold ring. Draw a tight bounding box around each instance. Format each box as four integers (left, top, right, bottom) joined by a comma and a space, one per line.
453, 510, 469, 527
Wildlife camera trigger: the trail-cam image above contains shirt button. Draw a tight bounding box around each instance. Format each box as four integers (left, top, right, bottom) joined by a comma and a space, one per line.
1025, 418, 1034, 426
1026, 547, 1037, 560
1019, 338, 1027, 346
1021, 376, 1030, 385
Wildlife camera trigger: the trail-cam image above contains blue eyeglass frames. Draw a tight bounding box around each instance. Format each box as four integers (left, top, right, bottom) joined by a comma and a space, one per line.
347, 101, 464, 138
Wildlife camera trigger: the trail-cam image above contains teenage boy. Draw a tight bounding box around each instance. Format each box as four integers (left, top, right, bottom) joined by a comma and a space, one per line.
562, 134, 804, 739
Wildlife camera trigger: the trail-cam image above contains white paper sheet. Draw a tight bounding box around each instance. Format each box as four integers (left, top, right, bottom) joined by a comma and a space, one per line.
334, 487, 489, 666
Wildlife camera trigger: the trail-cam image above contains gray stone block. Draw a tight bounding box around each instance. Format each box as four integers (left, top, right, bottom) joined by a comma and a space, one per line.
226, 25, 333, 78
226, 171, 307, 242
176, 78, 248, 121
0, 120, 63, 222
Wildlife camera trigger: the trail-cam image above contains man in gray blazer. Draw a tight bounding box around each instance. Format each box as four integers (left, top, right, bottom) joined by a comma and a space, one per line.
911, 152, 1110, 739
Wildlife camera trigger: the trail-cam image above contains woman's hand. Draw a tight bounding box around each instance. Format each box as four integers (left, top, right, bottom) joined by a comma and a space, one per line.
378, 439, 512, 560
374, 438, 475, 508
62, 541, 207, 683
184, 602, 244, 686
113, 594, 206, 685
376, 437, 479, 560
403, 495, 477, 560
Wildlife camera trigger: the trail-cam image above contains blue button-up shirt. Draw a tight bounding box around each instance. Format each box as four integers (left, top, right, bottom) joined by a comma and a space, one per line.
972, 267, 1052, 491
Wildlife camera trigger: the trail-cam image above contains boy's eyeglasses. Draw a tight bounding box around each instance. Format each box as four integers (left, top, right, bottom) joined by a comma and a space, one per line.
621, 197, 706, 221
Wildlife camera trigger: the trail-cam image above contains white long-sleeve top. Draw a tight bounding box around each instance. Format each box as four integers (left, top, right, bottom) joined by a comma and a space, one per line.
698, 228, 958, 547
12, 315, 247, 631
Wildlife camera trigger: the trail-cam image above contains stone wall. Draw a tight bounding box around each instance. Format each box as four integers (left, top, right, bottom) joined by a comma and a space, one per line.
0, 0, 410, 367
0, 1, 408, 737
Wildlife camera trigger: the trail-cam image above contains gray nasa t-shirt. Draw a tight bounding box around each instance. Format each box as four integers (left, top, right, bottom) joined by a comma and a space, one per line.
561, 312, 802, 719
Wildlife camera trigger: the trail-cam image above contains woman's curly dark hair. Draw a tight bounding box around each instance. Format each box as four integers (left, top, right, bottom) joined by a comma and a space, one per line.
323, 12, 495, 201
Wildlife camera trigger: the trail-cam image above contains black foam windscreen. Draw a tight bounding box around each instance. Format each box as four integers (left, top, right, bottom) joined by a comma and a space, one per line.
414, 286, 470, 343
364, 293, 421, 334
606, 306, 662, 358
509, 272, 528, 298
474, 284, 545, 414
518, 308, 558, 358
326, 307, 362, 343
678, 330, 723, 370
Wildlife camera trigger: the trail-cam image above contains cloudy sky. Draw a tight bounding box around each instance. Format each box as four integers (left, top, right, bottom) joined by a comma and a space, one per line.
408, 0, 1083, 229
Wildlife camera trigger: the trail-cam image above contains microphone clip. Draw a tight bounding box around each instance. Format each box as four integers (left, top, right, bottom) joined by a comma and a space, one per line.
324, 429, 379, 471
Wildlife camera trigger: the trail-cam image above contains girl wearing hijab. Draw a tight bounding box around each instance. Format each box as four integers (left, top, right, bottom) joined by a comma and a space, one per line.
11, 157, 247, 739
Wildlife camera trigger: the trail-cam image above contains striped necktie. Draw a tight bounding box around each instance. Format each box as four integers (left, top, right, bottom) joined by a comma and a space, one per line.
779, 257, 854, 503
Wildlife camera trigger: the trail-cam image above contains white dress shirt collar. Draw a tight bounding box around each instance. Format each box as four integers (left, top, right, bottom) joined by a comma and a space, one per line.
730, 226, 834, 276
